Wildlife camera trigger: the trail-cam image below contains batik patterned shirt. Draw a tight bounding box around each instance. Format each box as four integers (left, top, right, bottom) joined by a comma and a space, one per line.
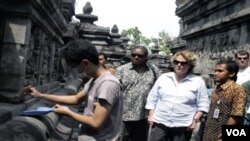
203, 80, 247, 141
116, 62, 161, 121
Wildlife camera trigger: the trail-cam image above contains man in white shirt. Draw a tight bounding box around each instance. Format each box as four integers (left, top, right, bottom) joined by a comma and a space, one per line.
235, 50, 250, 85
235, 50, 250, 125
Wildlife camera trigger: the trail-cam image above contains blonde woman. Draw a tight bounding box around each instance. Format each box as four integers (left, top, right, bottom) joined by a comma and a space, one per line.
146, 51, 209, 141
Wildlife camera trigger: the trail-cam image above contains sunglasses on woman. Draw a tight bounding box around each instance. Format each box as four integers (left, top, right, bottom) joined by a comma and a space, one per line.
173, 60, 188, 65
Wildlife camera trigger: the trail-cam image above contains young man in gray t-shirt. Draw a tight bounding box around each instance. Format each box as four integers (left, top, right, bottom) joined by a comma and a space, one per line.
26, 39, 123, 141
79, 71, 123, 141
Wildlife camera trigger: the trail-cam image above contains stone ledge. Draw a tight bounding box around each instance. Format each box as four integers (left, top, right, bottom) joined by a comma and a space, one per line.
0, 109, 12, 124
181, 7, 250, 39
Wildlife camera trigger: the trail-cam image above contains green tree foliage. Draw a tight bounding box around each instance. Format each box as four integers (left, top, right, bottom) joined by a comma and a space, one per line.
141, 36, 152, 47
127, 27, 142, 46
158, 30, 172, 55
127, 27, 152, 46
127, 27, 172, 56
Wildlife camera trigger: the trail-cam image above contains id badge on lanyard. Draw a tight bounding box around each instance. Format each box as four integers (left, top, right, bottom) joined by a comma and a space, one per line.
213, 99, 220, 119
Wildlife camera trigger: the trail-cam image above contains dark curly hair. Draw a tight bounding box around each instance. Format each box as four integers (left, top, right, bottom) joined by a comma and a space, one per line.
63, 39, 99, 67
216, 59, 239, 82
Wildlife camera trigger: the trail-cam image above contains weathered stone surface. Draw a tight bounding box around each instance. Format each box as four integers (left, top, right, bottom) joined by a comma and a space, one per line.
176, 0, 192, 8
0, 0, 75, 102
75, 2, 110, 47
76, 2, 129, 67
0, 117, 48, 141
175, 0, 250, 75
0, 0, 77, 140
0, 109, 12, 124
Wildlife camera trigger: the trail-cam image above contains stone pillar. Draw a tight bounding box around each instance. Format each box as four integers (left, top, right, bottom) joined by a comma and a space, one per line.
0, 16, 31, 102
75, 2, 110, 51
107, 25, 126, 67
120, 30, 131, 64
120, 30, 130, 50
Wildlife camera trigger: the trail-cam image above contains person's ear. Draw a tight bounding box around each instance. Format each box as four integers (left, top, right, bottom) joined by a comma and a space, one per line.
229, 72, 236, 78
81, 60, 89, 66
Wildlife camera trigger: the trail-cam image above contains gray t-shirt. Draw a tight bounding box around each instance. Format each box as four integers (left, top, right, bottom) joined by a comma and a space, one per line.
78, 71, 123, 141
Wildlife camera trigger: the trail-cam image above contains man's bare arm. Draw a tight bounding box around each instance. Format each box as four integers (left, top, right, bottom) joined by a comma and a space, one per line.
62, 99, 112, 129
27, 86, 87, 104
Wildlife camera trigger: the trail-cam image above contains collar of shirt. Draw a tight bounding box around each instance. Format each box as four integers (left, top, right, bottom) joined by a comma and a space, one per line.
218, 80, 235, 91
127, 62, 150, 70
127, 62, 133, 70
166, 72, 194, 82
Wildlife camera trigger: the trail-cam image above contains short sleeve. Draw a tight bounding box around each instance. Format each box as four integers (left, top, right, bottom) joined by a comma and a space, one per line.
231, 86, 247, 116
97, 80, 122, 106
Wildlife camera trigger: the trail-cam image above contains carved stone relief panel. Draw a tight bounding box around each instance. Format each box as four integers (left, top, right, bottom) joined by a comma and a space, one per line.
218, 32, 229, 52
52, 45, 59, 80
0, 19, 3, 60
25, 27, 41, 86
40, 35, 50, 85
0, 18, 4, 43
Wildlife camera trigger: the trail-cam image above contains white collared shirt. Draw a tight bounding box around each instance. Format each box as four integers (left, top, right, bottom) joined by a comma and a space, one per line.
145, 72, 209, 127
236, 66, 250, 85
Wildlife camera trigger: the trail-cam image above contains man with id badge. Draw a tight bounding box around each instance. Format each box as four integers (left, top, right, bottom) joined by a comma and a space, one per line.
203, 60, 247, 141
213, 100, 220, 119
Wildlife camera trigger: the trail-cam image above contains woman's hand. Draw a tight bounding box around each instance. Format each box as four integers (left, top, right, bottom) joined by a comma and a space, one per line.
187, 119, 197, 131
147, 110, 154, 125
148, 115, 154, 125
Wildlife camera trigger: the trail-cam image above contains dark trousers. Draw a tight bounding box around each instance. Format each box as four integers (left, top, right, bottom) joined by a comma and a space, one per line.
122, 119, 148, 141
149, 123, 191, 141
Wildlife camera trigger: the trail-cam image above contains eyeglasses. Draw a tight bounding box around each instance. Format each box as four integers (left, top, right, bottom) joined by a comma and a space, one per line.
173, 60, 188, 65
131, 54, 145, 58
237, 57, 248, 60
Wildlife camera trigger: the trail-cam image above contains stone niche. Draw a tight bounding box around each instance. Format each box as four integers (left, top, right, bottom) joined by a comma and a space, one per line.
0, 0, 75, 103
176, 0, 250, 75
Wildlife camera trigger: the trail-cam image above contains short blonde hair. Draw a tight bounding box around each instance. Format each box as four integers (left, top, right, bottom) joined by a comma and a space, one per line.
171, 50, 197, 72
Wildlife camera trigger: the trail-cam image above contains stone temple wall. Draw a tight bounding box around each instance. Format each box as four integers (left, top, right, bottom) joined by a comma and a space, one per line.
0, 0, 75, 102
176, 0, 250, 76
0, 1, 80, 140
